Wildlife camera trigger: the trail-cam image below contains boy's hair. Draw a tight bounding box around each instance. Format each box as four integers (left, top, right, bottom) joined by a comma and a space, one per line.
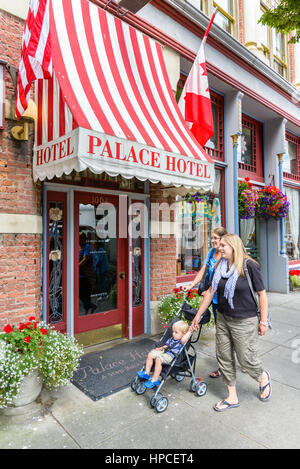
173, 320, 189, 334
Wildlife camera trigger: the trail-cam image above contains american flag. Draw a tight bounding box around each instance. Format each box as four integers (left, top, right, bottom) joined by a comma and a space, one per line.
15, 0, 52, 119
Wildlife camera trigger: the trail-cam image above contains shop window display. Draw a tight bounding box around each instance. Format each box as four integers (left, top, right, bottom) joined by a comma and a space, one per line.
284, 187, 300, 261
176, 170, 223, 276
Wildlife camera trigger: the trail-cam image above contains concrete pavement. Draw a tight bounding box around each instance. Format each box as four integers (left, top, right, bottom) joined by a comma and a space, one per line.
1, 292, 300, 449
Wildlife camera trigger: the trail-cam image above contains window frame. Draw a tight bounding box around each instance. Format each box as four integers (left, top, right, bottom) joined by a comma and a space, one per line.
259, 3, 271, 60
283, 132, 300, 183
204, 90, 225, 162
176, 77, 225, 162
213, 0, 235, 35
175, 167, 225, 282
283, 183, 300, 263
238, 114, 264, 183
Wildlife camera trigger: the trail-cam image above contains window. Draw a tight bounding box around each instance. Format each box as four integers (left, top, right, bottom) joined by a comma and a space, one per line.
176, 169, 224, 276
213, 0, 235, 35
258, 4, 270, 60
284, 187, 300, 261
47, 192, 67, 332
273, 30, 287, 77
238, 115, 264, 182
186, 0, 205, 11
204, 91, 225, 161
176, 80, 224, 162
283, 132, 300, 181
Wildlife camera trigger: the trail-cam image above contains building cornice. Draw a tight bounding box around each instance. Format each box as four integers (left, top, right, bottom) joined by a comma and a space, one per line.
152, 0, 300, 103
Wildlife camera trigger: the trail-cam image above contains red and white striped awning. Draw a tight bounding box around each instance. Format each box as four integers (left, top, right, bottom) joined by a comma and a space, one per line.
33, 0, 214, 189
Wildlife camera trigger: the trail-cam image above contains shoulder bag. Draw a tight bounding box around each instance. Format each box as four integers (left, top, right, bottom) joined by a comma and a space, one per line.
244, 259, 272, 329
198, 249, 215, 295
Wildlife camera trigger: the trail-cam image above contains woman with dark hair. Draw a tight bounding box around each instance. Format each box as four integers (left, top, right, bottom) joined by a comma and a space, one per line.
183, 226, 228, 378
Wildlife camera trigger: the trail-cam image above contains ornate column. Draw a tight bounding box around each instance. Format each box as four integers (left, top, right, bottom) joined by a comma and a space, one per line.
293, 41, 300, 90
231, 133, 241, 236
277, 152, 286, 256
243, 0, 260, 56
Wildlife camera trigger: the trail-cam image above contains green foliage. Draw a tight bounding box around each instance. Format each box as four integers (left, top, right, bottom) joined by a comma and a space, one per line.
290, 275, 300, 288
259, 0, 300, 43
158, 288, 214, 327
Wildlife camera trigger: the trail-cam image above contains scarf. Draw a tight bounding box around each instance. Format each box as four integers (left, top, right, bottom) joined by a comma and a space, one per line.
211, 258, 239, 309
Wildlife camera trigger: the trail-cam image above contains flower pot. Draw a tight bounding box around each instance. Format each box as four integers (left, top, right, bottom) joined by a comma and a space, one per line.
12, 370, 43, 407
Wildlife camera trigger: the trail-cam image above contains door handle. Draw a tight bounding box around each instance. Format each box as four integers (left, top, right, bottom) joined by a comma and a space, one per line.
119, 272, 126, 279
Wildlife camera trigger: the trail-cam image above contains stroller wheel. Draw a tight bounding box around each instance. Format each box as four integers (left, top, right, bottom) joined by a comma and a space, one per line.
174, 372, 185, 382
195, 381, 207, 397
130, 376, 139, 391
150, 392, 163, 407
155, 396, 168, 413
189, 380, 197, 392
135, 380, 147, 395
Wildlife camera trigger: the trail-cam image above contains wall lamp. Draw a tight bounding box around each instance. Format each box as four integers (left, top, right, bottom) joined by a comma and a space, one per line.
11, 98, 37, 141
5, 63, 37, 141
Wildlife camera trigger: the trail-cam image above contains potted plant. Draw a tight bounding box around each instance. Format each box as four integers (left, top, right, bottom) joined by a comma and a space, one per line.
158, 287, 213, 327
256, 185, 289, 220
0, 317, 83, 409
289, 270, 300, 291
238, 178, 259, 219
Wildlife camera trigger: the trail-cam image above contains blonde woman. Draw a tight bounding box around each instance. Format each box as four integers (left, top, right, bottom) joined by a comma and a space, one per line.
191, 234, 271, 412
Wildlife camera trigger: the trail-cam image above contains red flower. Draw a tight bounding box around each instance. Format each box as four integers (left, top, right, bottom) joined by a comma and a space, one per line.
4, 324, 14, 333
40, 328, 48, 335
29, 316, 36, 322
245, 177, 250, 182
19, 323, 26, 331
24, 337, 31, 344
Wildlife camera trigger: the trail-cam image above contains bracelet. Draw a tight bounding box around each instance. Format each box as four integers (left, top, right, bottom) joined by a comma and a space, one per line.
260, 321, 268, 327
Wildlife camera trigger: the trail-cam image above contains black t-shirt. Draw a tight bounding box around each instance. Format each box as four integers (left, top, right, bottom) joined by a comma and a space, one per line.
214, 260, 265, 319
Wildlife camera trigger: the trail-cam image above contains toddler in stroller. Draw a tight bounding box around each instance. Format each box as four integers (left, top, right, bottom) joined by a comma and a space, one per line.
131, 292, 211, 413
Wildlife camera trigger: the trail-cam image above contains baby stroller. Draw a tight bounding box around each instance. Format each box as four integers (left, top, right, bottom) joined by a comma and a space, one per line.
130, 292, 211, 413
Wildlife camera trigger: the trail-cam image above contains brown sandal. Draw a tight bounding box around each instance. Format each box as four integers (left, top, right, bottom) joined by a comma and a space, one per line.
209, 369, 221, 378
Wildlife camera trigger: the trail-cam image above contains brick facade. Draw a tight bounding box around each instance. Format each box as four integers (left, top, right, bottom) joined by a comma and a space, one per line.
0, 10, 42, 329
149, 184, 177, 301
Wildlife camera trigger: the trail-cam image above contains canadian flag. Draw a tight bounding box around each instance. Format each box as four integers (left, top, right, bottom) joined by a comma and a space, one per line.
178, 10, 217, 147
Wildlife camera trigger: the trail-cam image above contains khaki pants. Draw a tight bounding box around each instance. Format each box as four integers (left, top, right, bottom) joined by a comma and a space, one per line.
216, 312, 264, 387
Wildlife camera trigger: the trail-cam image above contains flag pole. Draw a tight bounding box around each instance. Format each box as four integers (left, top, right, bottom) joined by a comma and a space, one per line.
202, 6, 219, 47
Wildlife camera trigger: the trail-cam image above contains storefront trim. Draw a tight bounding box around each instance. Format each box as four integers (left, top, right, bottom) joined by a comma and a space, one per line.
43, 182, 150, 342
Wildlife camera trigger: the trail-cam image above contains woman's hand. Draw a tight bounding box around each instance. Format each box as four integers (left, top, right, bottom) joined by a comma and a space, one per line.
182, 284, 193, 292
258, 323, 268, 336
191, 313, 201, 331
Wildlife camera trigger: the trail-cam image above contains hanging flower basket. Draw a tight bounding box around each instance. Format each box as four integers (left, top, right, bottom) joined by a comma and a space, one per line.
256, 185, 290, 220
238, 178, 258, 219
184, 191, 216, 204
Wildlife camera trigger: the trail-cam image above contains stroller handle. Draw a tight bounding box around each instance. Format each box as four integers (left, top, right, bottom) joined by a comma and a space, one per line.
185, 290, 192, 300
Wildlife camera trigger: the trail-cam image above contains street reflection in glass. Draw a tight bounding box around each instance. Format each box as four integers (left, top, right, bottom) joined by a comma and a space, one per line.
79, 204, 117, 316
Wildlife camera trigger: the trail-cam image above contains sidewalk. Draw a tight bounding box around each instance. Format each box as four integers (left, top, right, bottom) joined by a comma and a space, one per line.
1, 292, 300, 449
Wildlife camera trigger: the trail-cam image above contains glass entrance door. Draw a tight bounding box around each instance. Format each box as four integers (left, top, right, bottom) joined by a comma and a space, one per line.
74, 192, 127, 346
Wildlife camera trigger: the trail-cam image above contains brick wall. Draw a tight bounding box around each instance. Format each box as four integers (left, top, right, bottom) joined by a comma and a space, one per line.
149, 184, 177, 301
238, 0, 245, 45
0, 10, 42, 329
